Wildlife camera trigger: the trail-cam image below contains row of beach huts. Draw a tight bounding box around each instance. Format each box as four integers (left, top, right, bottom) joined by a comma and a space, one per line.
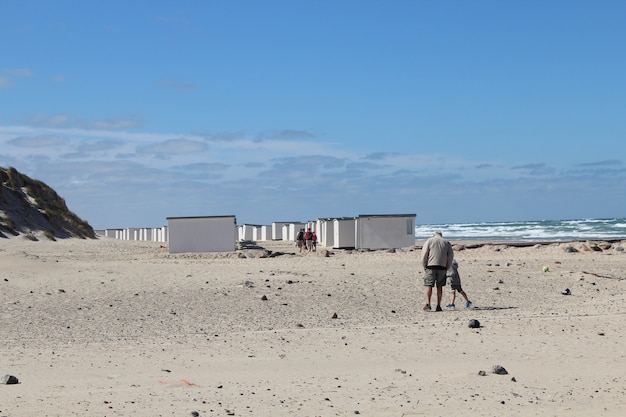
96, 213, 417, 254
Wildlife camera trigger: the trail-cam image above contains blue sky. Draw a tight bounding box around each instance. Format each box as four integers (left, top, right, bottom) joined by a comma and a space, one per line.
1, 0, 625, 229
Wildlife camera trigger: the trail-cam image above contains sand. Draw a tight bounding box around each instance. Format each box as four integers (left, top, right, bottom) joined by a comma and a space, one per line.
0, 236, 624, 416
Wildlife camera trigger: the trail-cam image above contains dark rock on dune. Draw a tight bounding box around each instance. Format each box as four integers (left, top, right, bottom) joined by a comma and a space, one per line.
0, 166, 95, 239
468, 319, 481, 328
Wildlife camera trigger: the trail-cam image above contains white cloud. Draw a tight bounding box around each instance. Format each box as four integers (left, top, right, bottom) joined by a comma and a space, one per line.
0, 76, 12, 88
25, 113, 71, 128
89, 118, 144, 130
138, 138, 208, 156
2, 122, 625, 228
0, 68, 35, 89
4, 68, 34, 77
8, 135, 67, 147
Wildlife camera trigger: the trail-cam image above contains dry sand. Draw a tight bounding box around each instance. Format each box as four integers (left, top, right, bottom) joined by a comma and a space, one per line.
0, 236, 624, 416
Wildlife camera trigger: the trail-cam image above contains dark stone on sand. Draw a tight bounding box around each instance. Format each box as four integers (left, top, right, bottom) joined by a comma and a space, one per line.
561, 288, 571, 295
478, 370, 487, 376
332, 312, 338, 319
261, 295, 268, 301
564, 246, 578, 253
491, 365, 508, 375
468, 319, 480, 328
1, 374, 19, 384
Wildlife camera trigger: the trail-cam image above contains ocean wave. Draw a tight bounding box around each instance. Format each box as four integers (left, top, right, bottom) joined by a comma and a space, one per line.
415, 218, 626, 241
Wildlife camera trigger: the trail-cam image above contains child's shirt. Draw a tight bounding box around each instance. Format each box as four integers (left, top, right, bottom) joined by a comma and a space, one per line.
446, 262, 461, 286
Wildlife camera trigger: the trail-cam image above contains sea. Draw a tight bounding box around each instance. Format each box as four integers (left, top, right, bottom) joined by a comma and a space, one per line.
414, 218, 626, 242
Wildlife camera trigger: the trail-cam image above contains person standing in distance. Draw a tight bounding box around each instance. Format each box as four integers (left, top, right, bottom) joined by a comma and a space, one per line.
421, 231, 454, 312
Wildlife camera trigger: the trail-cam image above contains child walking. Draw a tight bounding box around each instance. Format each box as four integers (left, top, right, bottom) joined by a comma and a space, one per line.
446, 259, 472, 309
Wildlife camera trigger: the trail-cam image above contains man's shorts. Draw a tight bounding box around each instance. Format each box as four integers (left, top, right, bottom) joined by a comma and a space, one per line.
423, 268, 447, 288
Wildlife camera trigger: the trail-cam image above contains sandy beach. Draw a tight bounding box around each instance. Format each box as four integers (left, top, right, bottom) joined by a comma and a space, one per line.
0, 236, 624, 417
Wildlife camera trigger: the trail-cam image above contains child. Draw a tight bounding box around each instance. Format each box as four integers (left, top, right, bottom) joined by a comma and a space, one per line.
446, 259, 472, 309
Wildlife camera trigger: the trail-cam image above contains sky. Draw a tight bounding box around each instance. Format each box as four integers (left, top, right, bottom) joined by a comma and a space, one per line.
1, 0, 625, 230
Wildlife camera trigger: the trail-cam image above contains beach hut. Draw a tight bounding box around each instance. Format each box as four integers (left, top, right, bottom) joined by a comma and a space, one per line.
166, 215, 237, 253
104, 229, 123, 239
240, 224, 262, 241
260, 225, 272, 241
152, 226, 168, 242
355, 214, 416, 250
288, 223, 307, 241
252, 225, 264, 241
316, 218, 335, 247
272, 221, 303, 240
271, 222, 289, 240
333, 217, 357, 249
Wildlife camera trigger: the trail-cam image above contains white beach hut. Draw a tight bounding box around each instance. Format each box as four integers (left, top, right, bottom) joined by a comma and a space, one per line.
355, 214, 416, 250
252, 225, 263, 241
333, 217, 357, 249
152, 226, 168, 242
272, 222, 289, 240
166, 215, 237, 253
316, 218, 335, 247
272, 221, 303, 240
239, 224, 259, 241
240, 224, 262, 241
104, 229, 123, 239
260, 225, 272, 241
289, 223, 307, 241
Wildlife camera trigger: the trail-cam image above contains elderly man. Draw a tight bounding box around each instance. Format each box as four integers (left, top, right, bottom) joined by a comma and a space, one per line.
421, 231, 454, 311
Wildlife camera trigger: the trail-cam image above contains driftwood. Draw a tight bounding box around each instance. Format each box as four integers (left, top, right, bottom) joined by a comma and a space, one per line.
582, 271, 624, 281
